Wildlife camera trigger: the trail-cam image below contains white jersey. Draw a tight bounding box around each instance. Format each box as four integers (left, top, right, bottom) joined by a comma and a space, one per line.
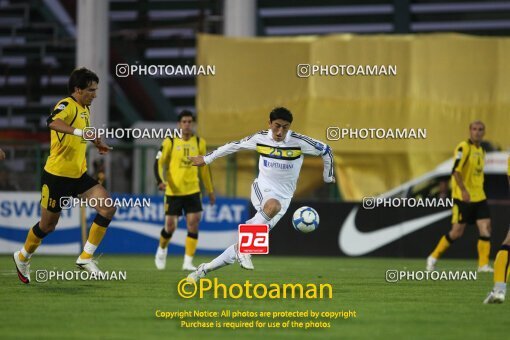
204, 129, 334, 199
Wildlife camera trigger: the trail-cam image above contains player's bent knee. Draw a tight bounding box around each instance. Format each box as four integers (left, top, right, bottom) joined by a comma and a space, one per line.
478, 225, 491, 238
39, 221, 57, 234
165, 220, 176, 233
450, 230, 463, 240
264, 199, 281, 216
188, 218, 200, 229
502, 232, 510, 245
187, 217, 199, 228
187, 225, 198, 234
100, 206, 116, 219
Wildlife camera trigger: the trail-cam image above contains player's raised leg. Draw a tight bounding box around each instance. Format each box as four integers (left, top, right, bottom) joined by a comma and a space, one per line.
13, 207, 59, 284
427, 223, 465, 271
476, 218, 493, 272
182, 212, 200, 271
236, 198, 281, 270
186, 107, 334, 282
187, 198, 280, 283
76, 183, 116, 273
427, 201, 467, 271
484, 230, 510, 303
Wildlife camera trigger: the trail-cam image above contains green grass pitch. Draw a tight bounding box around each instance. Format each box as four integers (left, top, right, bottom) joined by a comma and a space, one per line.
0, 255, 508, 340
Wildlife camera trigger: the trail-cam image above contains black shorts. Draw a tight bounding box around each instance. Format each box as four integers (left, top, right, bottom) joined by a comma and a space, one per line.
451, 199, 490, 224
165, 193, 202, 216
41, 170, 98, 213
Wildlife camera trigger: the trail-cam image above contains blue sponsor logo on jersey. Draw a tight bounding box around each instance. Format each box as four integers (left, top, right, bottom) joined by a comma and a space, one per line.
263, 160, 294, 170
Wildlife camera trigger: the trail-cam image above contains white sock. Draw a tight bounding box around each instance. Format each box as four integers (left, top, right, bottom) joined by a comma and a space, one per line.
205, 244, 236, 272
80, 241, 97, 259
184, 254, 193, 265
20, 247, 32, 261
246, 210, 271, 225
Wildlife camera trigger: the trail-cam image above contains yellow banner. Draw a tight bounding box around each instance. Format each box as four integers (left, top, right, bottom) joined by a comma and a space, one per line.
197, 34, 510, 200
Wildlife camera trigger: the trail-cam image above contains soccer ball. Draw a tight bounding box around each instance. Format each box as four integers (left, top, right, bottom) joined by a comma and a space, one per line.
292, 206, 319, 233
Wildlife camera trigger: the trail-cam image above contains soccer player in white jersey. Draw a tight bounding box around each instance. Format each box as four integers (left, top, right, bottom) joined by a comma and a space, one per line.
186, 107, 335, 282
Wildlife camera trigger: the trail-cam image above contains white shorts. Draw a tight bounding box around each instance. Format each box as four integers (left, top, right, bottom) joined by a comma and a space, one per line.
250, 179, 292, 230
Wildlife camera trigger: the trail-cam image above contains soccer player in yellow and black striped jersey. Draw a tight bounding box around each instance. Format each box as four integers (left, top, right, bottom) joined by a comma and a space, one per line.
484, 155, 510, 303
12, 68, 115, 284
154, 110, 215, 271
427, 121, 493, 272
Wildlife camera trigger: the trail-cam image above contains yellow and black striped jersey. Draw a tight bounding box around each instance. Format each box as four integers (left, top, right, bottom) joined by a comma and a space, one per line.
44, 96, 90, 178
155, 135, 214, 196
451, 140, 486, 202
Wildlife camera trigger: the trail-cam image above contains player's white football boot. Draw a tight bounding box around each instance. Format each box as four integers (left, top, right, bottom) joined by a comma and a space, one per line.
426, 256, 437, 271
477, 265, 494, 273
186, 263, 207, 283
13, 251, 30, 284
182, 255, 197, 271
155, 246, 167, 270
182, 263, 197, 271
236, 247, 254, 270
76, 257, 104, 275
483, 290, 505, 304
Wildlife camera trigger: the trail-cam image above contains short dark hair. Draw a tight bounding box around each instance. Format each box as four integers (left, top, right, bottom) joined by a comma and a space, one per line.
269, 107, 293, 123
177, 110, 195, 122
469, 120, 485, 130
68, 67, 99, 94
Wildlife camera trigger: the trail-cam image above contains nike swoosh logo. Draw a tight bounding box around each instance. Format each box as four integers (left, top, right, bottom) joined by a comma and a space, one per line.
339, 207, 452, 256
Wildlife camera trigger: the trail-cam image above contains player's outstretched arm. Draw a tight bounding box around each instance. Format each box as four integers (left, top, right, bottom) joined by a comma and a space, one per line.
48, 119, 112, 154
48, 118, 78, 135
321, 146, 336, 184
294, 132, 335, 183
188, 155, 206, 166
93, 139, 113, 155
189, 133, 259, 167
